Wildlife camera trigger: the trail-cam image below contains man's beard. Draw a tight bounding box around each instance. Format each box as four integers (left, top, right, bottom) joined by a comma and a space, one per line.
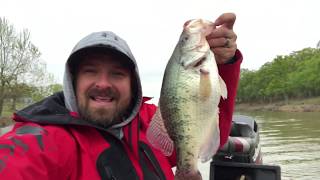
78, 87, 131, 127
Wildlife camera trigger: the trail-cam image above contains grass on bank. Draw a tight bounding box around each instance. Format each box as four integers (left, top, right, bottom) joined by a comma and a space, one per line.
288, 96, 320, 105
236, 96, 320, 112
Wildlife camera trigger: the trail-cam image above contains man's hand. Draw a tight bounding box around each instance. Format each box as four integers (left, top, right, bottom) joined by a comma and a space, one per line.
207, 13, 237, 64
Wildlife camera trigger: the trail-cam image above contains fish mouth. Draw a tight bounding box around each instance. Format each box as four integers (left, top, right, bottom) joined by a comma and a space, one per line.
184, 19, 214, 35
183, 19, 214, 32
180, 18, 214, 70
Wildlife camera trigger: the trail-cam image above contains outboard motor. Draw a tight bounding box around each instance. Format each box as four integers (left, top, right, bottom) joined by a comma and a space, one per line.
210, 115, 281, 180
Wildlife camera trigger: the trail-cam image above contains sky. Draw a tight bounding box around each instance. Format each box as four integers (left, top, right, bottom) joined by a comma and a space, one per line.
1, 0, 320, 101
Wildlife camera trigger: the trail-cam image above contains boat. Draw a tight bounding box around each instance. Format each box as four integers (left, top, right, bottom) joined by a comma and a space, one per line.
210, 115, 281, 180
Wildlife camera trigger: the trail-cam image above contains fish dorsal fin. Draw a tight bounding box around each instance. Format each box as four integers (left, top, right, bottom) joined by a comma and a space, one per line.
146, 106, 174, 156
219, 75, 227, 99
198, 110, 220, 163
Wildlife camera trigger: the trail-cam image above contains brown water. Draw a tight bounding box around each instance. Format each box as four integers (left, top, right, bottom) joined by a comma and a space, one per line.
234, 111, 320, 180
197, 111, 320, 180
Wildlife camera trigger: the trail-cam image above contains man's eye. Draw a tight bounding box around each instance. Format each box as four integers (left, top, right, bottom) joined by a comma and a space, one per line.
82, 68, 96, 73
111, 71, 125, 76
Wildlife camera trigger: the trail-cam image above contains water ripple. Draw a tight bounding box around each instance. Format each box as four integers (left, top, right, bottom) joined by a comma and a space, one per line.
239, 111, 320, 179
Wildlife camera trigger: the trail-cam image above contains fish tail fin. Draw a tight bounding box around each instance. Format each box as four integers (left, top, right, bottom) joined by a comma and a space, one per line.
146, 106, 174, 156
219, 75, 227, 99
175, 169, 202, 180
199, 110, 220, 163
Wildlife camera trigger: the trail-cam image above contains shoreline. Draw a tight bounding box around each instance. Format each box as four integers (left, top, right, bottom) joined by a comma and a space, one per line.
236, 98, 320, 112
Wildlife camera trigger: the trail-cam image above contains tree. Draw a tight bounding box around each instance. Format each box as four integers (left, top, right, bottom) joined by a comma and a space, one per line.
7, 82, 32, 110
31, 83, 62, 102
0, 17, 50, 116
237, 47, 320, 104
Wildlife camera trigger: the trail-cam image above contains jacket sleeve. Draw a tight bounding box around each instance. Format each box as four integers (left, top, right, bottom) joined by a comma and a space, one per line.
217, 49, 242, 147
0, 122, 77, 180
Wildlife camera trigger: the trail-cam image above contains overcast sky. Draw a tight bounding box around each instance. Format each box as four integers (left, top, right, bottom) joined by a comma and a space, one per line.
1, 0, 320, 101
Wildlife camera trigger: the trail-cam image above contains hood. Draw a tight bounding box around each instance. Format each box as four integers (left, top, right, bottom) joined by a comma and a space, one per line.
63, 31, 143, 129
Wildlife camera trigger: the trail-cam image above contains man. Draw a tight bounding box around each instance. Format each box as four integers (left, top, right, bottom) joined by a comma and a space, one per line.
0, 13, 241, 179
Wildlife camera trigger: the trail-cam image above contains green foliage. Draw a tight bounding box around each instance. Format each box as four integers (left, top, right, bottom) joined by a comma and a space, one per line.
237, 48, 320, 103
0, 17, 57, 116
31, 83, 62, 102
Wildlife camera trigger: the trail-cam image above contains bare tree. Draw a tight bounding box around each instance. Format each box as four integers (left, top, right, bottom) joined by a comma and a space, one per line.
0, 17, 47, 116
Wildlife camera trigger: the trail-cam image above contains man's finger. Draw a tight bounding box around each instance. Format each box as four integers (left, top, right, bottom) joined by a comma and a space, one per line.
207, 37, 226, 47
214, 13, 236, 29
212, 47, 237, 64
207, 27, 235, 39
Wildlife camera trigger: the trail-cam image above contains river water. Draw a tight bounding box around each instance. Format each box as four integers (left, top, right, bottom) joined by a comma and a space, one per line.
198, 111, 320, 180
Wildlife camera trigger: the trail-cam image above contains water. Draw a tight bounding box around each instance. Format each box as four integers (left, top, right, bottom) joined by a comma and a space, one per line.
197, 111, 320, 180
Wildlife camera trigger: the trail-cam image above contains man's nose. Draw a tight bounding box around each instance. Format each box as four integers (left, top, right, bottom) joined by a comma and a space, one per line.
95, 73, 112, 89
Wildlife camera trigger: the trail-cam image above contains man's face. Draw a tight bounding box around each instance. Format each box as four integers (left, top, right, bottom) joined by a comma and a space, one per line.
75, 53, 132, 126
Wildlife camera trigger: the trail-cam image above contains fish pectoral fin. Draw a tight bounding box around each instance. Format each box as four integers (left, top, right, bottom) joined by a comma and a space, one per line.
219, 75, 227, 99
199, 111, 220, 163
200, 70, 212, 100
146, 106, 174, 156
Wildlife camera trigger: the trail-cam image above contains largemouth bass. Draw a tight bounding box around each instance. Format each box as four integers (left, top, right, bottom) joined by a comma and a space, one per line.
147, 19, 227, 180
